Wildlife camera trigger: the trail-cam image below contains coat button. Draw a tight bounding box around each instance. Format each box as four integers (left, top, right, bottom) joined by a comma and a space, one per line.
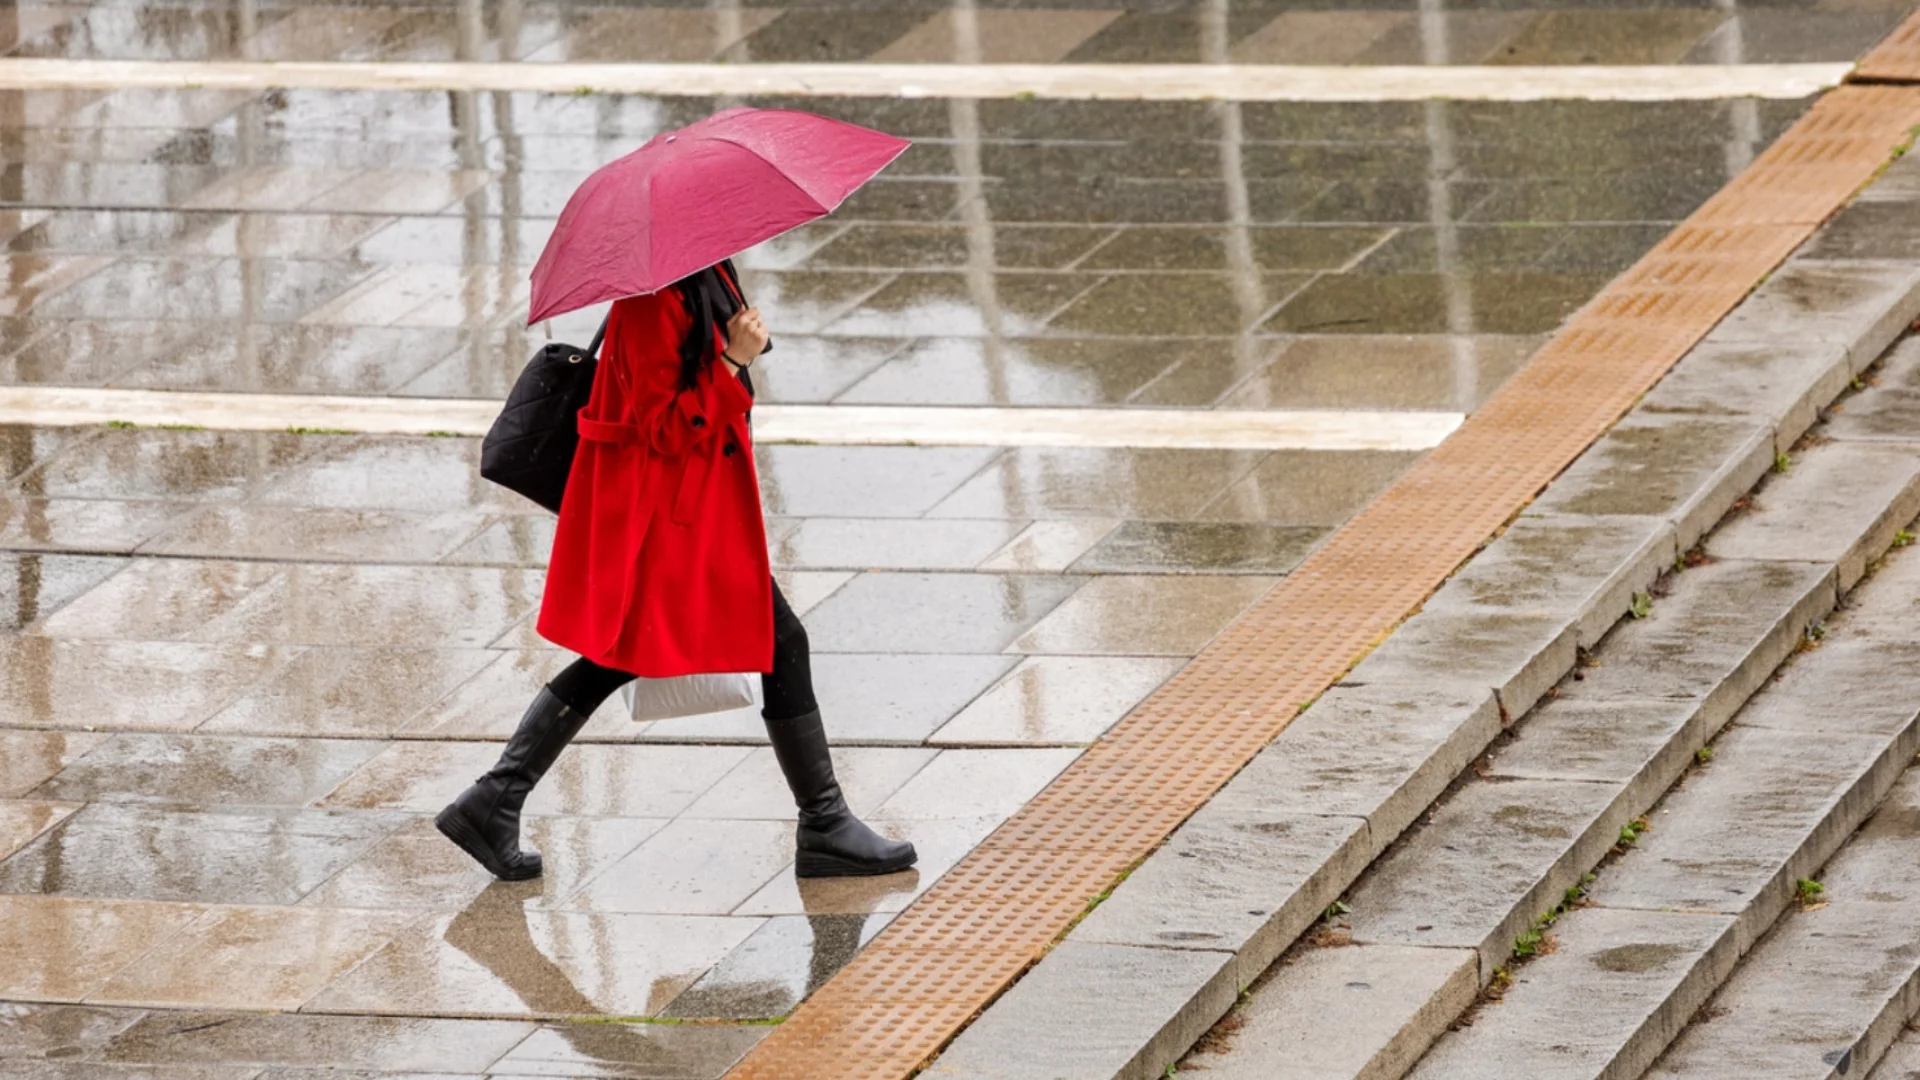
723, 443, 738, 457
690, 415, 707, 429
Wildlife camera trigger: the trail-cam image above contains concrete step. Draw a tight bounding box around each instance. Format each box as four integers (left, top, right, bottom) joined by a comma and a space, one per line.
1405, 553, 1920, 1080
1341, 559, 1832, 971
1183, 556, 1834, 1079
1378, 380, 1920, 1080
1647, 763, 1920, 1079
1867, 1025, 1920, 1080
1176, 348, 1920, 1080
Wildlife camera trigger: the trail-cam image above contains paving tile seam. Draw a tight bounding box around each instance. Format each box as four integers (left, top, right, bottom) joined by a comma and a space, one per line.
0, 58, 1858, 102
715, 81, 1920, 1080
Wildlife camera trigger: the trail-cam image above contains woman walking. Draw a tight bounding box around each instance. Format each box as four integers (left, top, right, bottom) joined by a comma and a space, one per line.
436, 259, 916, 881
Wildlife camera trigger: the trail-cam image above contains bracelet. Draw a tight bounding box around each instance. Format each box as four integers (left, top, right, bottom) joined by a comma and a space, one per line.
722, 352, 751, 369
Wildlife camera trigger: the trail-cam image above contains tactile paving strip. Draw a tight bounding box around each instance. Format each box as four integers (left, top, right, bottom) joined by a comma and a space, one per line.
724, 83, 1920, 1080
1855, 9, 1920, 82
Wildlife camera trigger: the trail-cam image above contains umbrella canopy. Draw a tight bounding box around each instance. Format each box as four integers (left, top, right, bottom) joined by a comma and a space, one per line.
528, 107, 909, 324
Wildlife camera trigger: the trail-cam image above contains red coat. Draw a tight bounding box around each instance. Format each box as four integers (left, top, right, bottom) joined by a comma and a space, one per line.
536, 289, 772, 677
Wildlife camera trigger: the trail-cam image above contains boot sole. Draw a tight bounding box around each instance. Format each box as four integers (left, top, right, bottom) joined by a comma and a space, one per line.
795, 847, 918, 879
435, 806, 542, 882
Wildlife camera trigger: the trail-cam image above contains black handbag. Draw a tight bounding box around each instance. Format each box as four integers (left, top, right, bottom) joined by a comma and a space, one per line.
480, 317, 609, 514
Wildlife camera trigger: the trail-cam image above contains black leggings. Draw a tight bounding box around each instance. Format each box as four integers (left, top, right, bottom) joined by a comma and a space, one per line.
546, 579, 816, 721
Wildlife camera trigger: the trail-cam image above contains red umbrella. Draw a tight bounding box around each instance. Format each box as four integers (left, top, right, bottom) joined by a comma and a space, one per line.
527, 107, 909, 324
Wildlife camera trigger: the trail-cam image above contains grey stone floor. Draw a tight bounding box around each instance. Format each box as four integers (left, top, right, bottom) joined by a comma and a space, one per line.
3, 1, 1908, 66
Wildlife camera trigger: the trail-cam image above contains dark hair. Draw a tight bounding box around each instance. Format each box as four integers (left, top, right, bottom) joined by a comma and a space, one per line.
672, 264, 732, 392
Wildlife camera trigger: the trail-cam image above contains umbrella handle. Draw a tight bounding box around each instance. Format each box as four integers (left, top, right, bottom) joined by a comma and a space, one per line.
587, 313, 611, 359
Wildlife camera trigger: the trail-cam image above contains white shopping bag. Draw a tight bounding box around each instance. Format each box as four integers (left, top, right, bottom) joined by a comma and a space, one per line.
620, 673, 758, 722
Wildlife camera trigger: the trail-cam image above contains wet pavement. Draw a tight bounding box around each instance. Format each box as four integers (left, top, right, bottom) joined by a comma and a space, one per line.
0, 3, 1901, 1078
1, 2, 1910, 66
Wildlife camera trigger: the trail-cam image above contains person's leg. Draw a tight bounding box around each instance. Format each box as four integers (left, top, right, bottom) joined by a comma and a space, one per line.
547, 659, 640, 717
761, 582, 817, 721
436, 657, 634, 879
760, 580, 917, 877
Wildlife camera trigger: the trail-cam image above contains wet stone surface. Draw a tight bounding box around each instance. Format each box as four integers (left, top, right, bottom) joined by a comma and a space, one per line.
0, 6, 1907, 67
1345, 777, 1632, 975
0, 11, 1850, 1074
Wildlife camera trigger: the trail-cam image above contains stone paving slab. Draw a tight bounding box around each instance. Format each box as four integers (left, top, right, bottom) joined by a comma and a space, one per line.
3, 4, 1906, 67
1638, 338, 1852, 457
1527, 412, 1776, 553
1344, 777, 1633, 977
1190, 945, 1478, 1080
1556, 559, 1835, 724
925, 941, 1236, 1080
1867, 1030, 1920, 1080
1591, 723, 1920, 944
1419, 513, 1677, 649
1208, 686, 1501, 861
1735, 640, 1920, 738
1486, 698, 1704, 795
1342, 607, 1577, 720
0, 730, 108, 797
0, 801, 78, 863
1829, 337, 1920, 444
1708, 259, 1920, 378
1645, 899, 1920, 1079
1407, 908, 1740, 1080
76, 1009, 537, 1074
1069, 805, 1367, 988
303, 909, 763, 1021
1837, 519, 1920, 638
1707, 439, 1920, 591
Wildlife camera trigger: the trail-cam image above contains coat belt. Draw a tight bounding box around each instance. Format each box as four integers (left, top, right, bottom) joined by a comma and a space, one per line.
577, 416, 640, 445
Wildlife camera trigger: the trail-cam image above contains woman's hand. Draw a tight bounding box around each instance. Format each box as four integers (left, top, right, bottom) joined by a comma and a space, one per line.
724, 307, 769, 367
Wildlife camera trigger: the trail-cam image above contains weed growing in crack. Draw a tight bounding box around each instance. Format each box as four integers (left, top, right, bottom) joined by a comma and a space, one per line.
1487, 966, 1513, 999
1616, 816, 1650, 851
1798, 621, 1829, 653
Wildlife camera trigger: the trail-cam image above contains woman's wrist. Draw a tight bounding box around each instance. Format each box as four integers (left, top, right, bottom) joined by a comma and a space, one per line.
722, 351, 751, 370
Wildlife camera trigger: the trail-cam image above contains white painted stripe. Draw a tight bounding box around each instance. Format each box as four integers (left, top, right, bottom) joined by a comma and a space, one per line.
0, 387, 1459, 452
757, 404, 1459, 450
0, 58, 1854, 103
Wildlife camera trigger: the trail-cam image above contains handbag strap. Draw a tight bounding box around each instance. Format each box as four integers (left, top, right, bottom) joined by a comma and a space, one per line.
587, 313, 611, 359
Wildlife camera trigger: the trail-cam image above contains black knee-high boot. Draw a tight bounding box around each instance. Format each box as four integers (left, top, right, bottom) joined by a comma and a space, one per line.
435, 687, 589, 881
765, 709, 918, 877
761, 582, 915, 876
